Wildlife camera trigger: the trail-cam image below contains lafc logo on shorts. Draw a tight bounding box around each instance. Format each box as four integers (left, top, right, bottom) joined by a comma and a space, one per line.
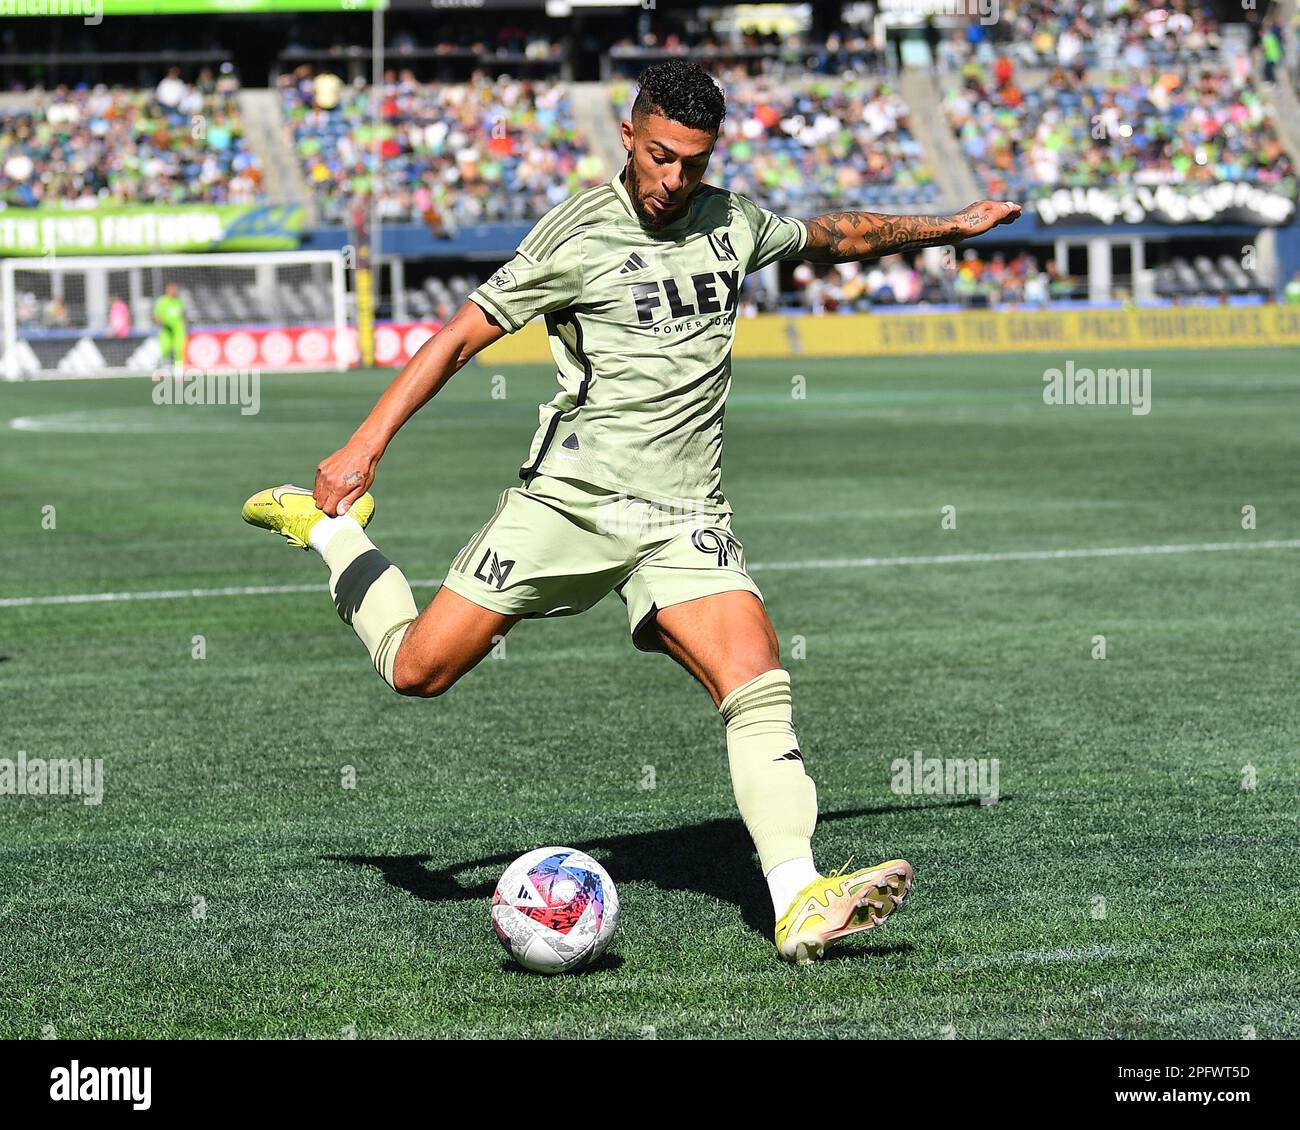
691, 528, 742, 567
473, 547, 515, 590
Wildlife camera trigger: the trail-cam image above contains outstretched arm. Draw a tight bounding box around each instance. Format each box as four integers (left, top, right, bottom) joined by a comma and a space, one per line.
798, 200, 1021, 264
313, 299, 505, 517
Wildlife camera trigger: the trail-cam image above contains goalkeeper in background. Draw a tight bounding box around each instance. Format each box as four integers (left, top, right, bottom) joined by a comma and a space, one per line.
154, 282, 187, 374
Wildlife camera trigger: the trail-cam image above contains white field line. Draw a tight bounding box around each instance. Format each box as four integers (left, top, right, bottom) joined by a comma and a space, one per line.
1, 539, 1296, 609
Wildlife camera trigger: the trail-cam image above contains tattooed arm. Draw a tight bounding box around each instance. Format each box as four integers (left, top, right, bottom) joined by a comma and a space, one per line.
799, 200, 1022, 264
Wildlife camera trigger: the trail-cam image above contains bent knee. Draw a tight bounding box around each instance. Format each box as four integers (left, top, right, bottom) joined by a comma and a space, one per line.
391, 657, 460, 698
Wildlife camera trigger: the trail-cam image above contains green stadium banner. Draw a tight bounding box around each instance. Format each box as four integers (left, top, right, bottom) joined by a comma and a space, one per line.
0, 204, 305, 256
0, 1, 385, 15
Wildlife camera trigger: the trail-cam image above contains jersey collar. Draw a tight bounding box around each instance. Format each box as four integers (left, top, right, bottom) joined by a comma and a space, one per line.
612, 167, 697, 239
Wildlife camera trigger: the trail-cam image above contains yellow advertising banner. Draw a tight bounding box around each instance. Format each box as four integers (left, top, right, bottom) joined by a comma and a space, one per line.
479, 305, 1300, 366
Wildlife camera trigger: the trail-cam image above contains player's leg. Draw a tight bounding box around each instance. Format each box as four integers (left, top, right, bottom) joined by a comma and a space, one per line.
649, 589, 778, 704
651, 592, 912, 962
158, 326, 176, 372
650, 591, 822, 907
242, 483, 512, 694
171, 325, 187, 373
244, 475, 625, 696
623, 527, 912, 962
389, 585, 519, 697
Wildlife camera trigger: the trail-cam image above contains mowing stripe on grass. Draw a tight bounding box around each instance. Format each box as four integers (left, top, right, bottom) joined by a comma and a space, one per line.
1, 539, 1296, 609
936, 935, 1295, 974
749, 539, 1300, 572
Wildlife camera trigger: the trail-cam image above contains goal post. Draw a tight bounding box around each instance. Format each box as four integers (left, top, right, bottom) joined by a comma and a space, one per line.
1, 250, 350, 379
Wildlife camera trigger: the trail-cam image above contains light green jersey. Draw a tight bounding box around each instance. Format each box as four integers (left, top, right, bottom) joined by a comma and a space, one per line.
153, 294, 185, 328
469, 170, 806, 511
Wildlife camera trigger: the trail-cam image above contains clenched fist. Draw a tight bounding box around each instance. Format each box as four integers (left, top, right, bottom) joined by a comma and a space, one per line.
314, 442, 380, 517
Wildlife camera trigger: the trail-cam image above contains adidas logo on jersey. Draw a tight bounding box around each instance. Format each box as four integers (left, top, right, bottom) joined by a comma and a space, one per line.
619, 251, 650, 274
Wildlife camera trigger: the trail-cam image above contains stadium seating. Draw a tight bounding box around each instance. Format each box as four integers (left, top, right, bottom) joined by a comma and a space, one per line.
609, 77, 937, 213
0, 68, 262, 208
944, 65, 1298, 201
400, 272, 482, 322
1152, 253, 1268, 298
944, 0, 1225, 71
279, 69, 606, 227
785, 249, 1085, 312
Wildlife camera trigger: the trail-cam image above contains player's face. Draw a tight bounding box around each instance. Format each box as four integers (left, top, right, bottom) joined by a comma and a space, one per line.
620, 112, 716, 229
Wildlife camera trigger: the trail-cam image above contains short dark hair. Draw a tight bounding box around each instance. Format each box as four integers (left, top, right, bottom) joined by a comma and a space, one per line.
631, 60, 726, 133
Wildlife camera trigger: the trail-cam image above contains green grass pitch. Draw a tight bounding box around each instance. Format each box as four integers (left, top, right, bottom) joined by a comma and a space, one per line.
1, 347, 1296, 1039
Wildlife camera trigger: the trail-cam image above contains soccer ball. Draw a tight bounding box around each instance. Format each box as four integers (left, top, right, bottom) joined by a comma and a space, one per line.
491, 847, 619, 974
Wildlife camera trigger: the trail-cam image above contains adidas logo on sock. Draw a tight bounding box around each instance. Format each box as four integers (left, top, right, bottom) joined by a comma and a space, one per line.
619, 251, 649, 274
774, 749, 804, 763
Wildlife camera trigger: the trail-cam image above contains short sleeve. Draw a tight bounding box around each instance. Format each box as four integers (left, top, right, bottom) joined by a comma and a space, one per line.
735, 193, 807, 273
468, 232, 585, 333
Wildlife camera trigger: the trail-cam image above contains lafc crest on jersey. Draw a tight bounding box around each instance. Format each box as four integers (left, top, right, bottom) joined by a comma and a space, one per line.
705, 231, 737, 262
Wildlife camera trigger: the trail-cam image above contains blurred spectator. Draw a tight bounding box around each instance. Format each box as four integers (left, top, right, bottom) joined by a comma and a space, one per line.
788, 248, 1082, 310
155, 67, 186, 109
313, 70, 343, 111
0, 71, 262, 208
944, 63, 1297, 201
650, 77, 939, 215
943, 0, 1223, 71
282, 69, 604, 226
108, 297, 132, 337
45, 295, 69, 327
1260, 20, 1282, 87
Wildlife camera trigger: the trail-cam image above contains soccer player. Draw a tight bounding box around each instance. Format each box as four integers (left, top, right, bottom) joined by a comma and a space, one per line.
243, 61, 1020, 963
154, 282, 187, 375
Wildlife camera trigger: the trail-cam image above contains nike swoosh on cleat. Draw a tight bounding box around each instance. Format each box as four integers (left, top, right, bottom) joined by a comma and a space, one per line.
271, 484, 310, 505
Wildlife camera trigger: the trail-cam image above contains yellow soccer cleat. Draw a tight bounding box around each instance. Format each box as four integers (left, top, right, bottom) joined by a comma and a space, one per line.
774, 858, 914, 964
241, 483, 375, 550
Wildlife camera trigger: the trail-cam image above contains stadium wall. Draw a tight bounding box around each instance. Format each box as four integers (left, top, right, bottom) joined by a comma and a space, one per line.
478, 306, 1300, 366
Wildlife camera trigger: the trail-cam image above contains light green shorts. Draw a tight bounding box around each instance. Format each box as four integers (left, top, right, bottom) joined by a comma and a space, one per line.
441, 475, 763, 652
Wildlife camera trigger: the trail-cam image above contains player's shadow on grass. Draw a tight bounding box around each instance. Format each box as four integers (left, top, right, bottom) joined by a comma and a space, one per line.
328, 798, 985, 940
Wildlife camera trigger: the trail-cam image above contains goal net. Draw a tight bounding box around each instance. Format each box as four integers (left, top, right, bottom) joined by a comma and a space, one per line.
1, 251, 349, 379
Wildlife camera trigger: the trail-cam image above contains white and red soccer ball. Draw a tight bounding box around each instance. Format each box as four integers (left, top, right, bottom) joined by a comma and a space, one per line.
491, 847, 619, 974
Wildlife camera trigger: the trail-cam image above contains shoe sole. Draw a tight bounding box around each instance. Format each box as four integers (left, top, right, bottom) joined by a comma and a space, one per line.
789, 860, 914, 964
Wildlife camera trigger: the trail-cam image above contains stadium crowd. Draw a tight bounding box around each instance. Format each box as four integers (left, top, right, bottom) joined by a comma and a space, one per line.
788, 250, 1079, 312
607, 77, 936, 215
944, 61, 1297, 200
279, 68, 606, 228
607, 27, 891, 82
0, 66, 262, 208
940, 0, 1225, 71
